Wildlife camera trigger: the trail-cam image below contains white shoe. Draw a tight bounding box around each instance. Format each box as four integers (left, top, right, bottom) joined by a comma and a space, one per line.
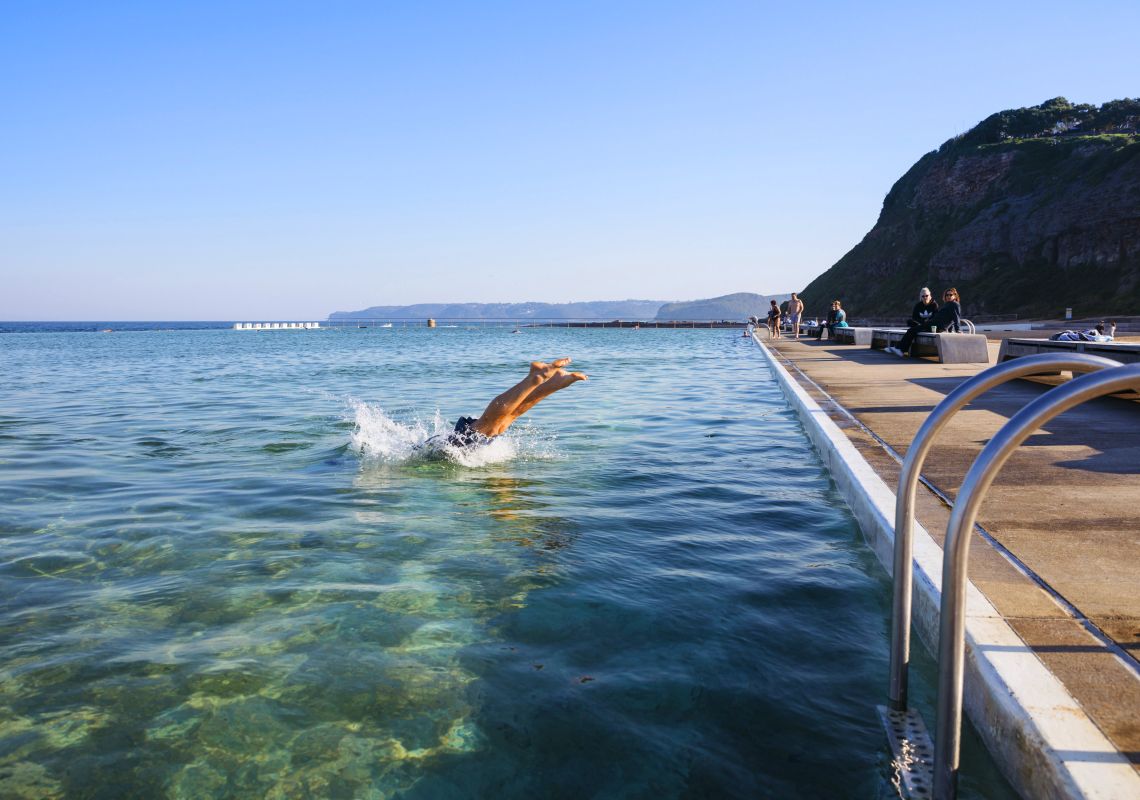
884, 346, 898, 356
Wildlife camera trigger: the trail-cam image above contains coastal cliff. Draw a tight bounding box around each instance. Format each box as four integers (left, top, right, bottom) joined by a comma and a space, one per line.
800, 98, 1140, 318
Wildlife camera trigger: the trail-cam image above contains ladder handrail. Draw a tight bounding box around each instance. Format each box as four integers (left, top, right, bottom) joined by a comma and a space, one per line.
888, 353, 1122, 711
932, 363, 1140, 799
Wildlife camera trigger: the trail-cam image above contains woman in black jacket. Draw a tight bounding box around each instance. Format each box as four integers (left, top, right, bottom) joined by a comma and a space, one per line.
887, 287, 938, 356
890, 287, 963, 357
930, 287, 962, 333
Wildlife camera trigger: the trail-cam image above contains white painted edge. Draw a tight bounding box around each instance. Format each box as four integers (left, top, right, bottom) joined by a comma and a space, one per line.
752, 334, 1139, 800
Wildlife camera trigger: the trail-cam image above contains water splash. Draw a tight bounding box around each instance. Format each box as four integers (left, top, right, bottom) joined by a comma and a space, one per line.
348, 400, 558, 467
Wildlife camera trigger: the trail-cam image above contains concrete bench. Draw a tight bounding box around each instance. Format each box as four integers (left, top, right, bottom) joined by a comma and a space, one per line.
832, 326, 872, 345
871, 328, 990, 364
997, 338, 1140, 365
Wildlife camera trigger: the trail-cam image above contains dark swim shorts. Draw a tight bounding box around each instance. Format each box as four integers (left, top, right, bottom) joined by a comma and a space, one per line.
447, 416, 494, 448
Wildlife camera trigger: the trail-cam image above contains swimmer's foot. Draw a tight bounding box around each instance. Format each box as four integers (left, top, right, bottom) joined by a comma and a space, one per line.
547, 368, 588, 388
529, 357, 572, 379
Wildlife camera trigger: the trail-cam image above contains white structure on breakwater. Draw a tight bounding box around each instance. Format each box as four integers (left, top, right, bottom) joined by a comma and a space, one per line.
232, 322, 321, 330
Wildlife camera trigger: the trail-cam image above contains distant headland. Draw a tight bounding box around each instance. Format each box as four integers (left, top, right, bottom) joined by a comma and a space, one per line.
329, 292, 792, 322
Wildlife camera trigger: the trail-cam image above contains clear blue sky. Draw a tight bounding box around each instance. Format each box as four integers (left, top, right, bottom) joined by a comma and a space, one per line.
3, 1, 1137, 319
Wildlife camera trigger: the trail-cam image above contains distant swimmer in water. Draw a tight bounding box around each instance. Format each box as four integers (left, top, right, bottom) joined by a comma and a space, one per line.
447, 357, 588, 447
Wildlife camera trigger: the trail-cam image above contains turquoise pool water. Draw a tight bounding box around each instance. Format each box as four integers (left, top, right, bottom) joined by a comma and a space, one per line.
0, 327, 1012, 798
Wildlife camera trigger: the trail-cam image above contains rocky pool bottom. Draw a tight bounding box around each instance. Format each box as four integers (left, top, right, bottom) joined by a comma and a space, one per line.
0, 327, 1013, 798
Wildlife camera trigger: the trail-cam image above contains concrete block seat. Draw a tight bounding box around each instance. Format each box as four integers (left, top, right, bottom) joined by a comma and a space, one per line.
997, 337, 1140, 365
871, 328, 990, 364
832, 326, 872, 345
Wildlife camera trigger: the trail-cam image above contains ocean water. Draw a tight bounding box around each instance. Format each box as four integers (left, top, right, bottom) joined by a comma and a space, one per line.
0, 321, 235, 334
0, 327, 1013, 799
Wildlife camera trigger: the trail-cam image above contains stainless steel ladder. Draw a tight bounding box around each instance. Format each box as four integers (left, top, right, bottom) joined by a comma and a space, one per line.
879, 354, 1131, 799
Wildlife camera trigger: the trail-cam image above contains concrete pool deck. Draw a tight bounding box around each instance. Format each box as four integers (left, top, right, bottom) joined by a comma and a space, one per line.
752, 333, 1139, 798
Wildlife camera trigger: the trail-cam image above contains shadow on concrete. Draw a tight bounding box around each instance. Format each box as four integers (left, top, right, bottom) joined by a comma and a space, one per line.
900, 377, 1140, 474
1052, 750, 1140, 765
776, 344, 1140, 473
979, 643, 1126, 654
818, 347, 962, 367
849, 405, 944, 415
767, 337, 832, 346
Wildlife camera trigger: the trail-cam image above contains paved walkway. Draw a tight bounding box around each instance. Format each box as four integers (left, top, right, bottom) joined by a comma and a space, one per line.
762, 335, 1140, 771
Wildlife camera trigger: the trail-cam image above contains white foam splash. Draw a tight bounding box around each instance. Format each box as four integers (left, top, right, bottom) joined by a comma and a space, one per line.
348, 400, 557, 467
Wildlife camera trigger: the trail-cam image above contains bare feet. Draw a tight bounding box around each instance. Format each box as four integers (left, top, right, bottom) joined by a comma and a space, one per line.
545, 368, 588, 388
529, 357, 572, 380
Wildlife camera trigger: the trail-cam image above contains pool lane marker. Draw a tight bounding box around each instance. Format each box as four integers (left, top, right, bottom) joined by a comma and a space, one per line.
751, 333, 1140, 800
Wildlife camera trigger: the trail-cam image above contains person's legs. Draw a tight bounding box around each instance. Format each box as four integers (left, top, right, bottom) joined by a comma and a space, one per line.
898, 324, 918, 355
470, 359, 585, 437
487, 368, 587, 435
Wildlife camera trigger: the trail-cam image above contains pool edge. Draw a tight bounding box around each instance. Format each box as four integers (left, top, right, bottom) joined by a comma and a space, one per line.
751, 334, 1139, 800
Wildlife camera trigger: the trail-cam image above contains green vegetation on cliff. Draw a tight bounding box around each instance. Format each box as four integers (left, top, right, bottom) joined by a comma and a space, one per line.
801, 98, 1140, 319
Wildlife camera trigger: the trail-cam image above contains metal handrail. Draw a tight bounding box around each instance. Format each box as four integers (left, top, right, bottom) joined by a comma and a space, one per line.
888, 353, 1122, 711
932, 363, 1140, 799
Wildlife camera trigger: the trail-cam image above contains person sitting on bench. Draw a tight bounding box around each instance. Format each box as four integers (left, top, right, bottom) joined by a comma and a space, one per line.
885, 287, 938, 356
814, 300, 848, 339
890, 288, 962, 357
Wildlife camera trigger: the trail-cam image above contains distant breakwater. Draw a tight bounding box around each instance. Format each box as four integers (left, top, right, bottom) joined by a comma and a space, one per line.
323, 318, 749, 329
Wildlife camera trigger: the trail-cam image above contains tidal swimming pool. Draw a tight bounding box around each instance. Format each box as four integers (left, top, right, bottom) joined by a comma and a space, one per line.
0, 327, 1014, 798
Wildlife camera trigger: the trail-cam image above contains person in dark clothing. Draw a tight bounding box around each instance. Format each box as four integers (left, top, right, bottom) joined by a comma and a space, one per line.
766, 300, 782, 338
814, 300, 847, 339
930, 287, 962, 333
889, 287, 963, 358
887, 287, 939, 356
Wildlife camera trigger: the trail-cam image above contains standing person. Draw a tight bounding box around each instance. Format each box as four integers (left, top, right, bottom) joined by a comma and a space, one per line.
814, 300, 847, 340
786, 293, 805, 339
886, 287, 939, 356
767, 300, 782, 339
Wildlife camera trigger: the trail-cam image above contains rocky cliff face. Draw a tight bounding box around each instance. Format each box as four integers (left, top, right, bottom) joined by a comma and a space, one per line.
800, 99, 1140, 319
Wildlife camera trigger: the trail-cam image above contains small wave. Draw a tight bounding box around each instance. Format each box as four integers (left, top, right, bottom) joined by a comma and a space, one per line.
348, 400, 558, 467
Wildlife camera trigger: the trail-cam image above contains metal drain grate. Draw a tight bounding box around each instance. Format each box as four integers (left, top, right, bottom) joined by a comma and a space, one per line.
877, 705, 935, 799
